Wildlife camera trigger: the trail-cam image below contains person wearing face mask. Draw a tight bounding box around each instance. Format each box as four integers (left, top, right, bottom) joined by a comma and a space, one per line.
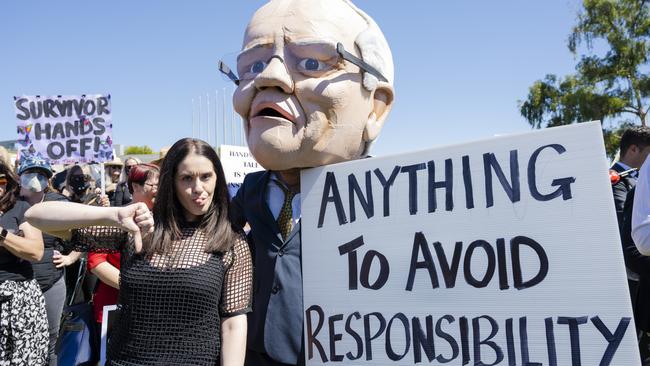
17, 155, 70, 366
60, 165, 109, 305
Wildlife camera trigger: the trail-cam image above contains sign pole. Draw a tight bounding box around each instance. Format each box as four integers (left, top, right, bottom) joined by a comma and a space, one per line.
100, 162, 106, 197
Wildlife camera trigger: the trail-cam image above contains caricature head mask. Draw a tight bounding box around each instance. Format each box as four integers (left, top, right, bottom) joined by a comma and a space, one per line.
232, 0, 395, 171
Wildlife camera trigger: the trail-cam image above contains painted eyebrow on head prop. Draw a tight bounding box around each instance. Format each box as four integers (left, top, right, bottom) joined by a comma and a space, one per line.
336, 42, 388, 83
218, 40, 388, 85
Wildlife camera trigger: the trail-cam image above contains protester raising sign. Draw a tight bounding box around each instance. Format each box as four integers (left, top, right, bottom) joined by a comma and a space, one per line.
300, 122, 639, 365
14, 95, 114, 164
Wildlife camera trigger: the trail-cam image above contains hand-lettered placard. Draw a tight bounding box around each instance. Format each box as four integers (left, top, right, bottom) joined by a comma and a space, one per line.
14, 95, 114, 164
219, 144, 263, 197
301, 122, 639, 365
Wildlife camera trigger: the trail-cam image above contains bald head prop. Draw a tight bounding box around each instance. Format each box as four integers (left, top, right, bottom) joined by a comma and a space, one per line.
233, 0, 395, 171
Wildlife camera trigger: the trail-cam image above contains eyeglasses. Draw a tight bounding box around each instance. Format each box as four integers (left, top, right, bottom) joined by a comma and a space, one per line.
218, 42, 387, 86
144, 182, 158, 190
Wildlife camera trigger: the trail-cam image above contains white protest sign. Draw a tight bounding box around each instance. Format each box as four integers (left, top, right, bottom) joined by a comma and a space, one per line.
219, 144, 263, 197
301, 122, 639, 365
14, 95, 114, 164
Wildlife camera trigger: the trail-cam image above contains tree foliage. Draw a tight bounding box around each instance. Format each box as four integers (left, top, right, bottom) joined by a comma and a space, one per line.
519, 0, 650, 156
124, 145, 154, 155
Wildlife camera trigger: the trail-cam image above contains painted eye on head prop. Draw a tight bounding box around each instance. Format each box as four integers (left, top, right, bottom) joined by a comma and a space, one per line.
250, 61, 267, 74
298, 58, 329, 72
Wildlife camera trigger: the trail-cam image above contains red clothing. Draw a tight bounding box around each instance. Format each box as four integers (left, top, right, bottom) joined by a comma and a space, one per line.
87, 251, 120, 323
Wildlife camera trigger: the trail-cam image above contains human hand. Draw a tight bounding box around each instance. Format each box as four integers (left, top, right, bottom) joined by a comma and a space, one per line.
116, 203, 153, 253
99, 194, 110, 207
53, 250, 78, 268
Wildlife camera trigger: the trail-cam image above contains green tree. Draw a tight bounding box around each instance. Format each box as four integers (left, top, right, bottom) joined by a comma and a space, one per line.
519, 0, 650, 156
124, 145, 154, 155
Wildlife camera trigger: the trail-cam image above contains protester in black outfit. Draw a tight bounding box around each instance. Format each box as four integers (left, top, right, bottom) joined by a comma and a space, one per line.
59, 164, 109, 305
0, 160, 48, 365
110, 157, 139, 207
26, 138, 252, 366
17, 155, 69, 366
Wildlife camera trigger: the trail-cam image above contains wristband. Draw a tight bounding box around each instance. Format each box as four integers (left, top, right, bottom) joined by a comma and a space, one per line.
0, 228, 8, 243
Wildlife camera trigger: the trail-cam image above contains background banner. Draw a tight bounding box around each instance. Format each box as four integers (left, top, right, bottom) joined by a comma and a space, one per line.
300, 122, 639, 365
14, 94, 114, 164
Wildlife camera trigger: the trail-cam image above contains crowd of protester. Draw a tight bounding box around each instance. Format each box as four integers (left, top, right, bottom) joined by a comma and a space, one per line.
1, 137, 253, 366
0, 152, 170, 365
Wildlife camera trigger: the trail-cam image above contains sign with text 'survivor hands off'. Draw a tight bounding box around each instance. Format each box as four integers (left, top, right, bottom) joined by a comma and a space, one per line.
301, 122, 639, 365
14, 95, 113, 164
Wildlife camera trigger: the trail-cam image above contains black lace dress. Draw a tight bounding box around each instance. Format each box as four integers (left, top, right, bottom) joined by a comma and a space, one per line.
69, 223, 252, 365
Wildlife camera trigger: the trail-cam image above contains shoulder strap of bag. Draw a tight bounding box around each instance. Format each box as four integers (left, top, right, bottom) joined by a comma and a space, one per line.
67, 255, 87, 307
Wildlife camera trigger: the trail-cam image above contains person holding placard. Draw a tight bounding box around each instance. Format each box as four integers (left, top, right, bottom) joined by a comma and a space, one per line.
225, 1, 395, 364
59, 164, 109, 305
25, 138, 252, 366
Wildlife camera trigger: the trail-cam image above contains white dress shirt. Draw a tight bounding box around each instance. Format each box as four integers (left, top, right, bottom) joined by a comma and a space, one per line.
632, 159, 650, 255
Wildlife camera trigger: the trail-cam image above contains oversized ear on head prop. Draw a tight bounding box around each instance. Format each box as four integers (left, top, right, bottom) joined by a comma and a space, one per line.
363, 83, 394, 145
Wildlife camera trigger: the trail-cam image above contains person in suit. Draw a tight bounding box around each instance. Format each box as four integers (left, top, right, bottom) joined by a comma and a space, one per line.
612, 127, 650, 228
226, 1, 395, 364
622, 187, 650, 363
612, 127, 650, 362
611, 127, 650, 307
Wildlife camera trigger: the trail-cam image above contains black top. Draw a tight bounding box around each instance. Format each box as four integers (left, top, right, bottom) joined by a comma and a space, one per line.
29, 191, 70, 291
0, 200, 34, 283
109, 182, 132, 207
68, 224, 253, 366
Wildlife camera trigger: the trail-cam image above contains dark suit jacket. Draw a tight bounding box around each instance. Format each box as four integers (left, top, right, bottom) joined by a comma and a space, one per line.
231, 171, 303, 365
621, 188, 650, 331
612, 161, 637, 228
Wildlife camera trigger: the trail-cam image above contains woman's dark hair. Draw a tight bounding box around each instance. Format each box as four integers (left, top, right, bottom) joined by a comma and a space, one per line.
147, 138, 235, 255
0, 161, 19, 213
127, 163, 159, 194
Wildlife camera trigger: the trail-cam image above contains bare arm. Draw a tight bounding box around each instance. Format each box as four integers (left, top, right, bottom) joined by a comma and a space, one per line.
220, 314, 247, 366
25, 202, 119, 239
91, 262, 120, 289
0, 221, 44, 262
26, 201, 153, 252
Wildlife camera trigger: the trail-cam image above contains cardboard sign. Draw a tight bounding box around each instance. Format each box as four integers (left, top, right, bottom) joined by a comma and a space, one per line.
14, 95, 114, 164
301, 122, 639, 365
100, 305, 119, 366
219, 144, 263, 197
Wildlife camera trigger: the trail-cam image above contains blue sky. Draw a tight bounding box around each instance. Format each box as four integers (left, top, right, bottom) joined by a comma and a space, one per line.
0, 0, 586, 156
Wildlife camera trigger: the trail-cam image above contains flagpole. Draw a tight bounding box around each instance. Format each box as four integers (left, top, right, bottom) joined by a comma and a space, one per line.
206, 93, 210, 145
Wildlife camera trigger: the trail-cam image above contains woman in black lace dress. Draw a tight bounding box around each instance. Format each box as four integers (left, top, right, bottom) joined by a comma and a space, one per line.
26, 138, 253, 366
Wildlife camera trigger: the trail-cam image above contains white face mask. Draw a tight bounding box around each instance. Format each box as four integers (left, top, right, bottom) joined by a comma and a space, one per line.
20, 172, 48, 193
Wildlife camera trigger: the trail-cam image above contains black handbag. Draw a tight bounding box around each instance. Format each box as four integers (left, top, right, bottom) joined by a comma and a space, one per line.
57, 256, 100, 366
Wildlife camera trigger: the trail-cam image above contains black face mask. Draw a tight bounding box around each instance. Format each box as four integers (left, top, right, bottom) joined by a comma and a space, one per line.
69, 175, 89, 194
